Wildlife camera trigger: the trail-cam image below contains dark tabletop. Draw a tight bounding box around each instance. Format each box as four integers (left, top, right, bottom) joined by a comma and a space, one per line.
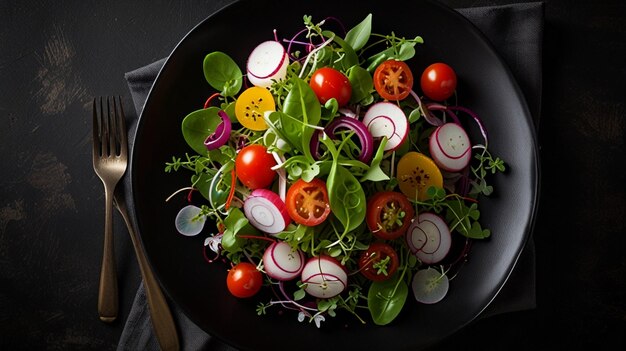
1, 0, 624, 350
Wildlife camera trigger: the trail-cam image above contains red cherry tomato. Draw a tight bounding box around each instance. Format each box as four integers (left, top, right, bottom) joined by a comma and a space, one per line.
373, 59, 414, 101
420, 62, 457, 101
235, 144, 277, 189
285, 178, 331, 226
309, 67, 352, 107
366, 191, 415, 240
226, 262, 263, 298
358, 242, 399, 281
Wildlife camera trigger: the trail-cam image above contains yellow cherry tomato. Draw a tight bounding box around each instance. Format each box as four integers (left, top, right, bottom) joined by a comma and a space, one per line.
235, 86, 275, 131
396, 152, 443, 201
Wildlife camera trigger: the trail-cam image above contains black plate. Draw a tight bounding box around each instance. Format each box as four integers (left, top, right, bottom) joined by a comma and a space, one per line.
131, 0, 539, 349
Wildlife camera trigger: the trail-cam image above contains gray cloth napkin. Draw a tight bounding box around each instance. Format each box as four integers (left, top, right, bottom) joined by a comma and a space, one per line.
118, 2, 543, 350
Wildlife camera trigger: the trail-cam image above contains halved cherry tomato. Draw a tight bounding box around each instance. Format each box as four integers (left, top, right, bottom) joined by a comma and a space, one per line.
373, 59, 414, 101
366, 191, 414, 240
420, 62, 457, 101
358, 242, 399, 281
235, 144, 276, 189
235, 86, 275, 131
285, 178, 331, 226
309, 67, 352, 107
396, 152, 443, 201
226, 262, 263, 298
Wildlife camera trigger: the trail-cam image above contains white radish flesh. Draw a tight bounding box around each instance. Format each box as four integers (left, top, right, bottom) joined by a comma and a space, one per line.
301, 255, 348, 298
412, 267, 449, 304
429, 122, 472, 171
247, 41, 289, 88
263, 241, 305, 281
175, 205, 206, 236
243, 189, 290, 234
406, 212, 451, 264
362, 102, 408, 151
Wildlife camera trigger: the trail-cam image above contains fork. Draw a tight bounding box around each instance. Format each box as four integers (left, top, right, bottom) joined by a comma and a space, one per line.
92, 96, 128, 322
114, 186, 180, 351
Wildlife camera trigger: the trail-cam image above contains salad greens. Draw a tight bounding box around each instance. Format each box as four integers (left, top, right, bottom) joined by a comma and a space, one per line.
165, 13, 506, 328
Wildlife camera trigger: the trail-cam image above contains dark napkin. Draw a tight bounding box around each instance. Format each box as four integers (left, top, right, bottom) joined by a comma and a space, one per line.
118, 2, 543, 350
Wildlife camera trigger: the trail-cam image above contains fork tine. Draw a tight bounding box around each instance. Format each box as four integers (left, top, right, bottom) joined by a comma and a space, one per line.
101, 97, 110, 157
92, 98, 100, 159
116, 96, 128, 157
107, 96, 118, 157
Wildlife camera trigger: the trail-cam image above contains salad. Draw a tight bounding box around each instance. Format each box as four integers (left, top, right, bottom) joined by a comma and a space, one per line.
165, 14, 505, 327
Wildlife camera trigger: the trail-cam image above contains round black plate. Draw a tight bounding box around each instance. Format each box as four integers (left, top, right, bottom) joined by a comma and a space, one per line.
131, 0, 539, 350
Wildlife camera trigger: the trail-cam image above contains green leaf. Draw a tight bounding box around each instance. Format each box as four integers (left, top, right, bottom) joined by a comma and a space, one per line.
282, 77, 322, 160
344, 14, 372, 51
181, 107, 222, 155
348, 65, 374, 104
203, 52, 243, 97
327, 164, 367, 233
360, 137, 390, 182
368, 273, 408, 325
221, 208, 248, 253
322, 30, 359, 71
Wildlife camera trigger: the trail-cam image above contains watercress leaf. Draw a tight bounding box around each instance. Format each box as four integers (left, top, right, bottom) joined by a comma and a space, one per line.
203, 52, 243, 97
344, 14, 372, 51
182, 107, 222, 155
348, 65, 374, 104
221, 207, 248, 253
468, 221, 491, 239
396, 41, 416, 61
408, 108, 422, 123
368, 273, 408, 325
321, 98, 339, 120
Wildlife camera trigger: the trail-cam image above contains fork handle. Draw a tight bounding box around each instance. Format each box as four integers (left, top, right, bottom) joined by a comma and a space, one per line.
98, 188, 118, 322
119, 202, 180, 350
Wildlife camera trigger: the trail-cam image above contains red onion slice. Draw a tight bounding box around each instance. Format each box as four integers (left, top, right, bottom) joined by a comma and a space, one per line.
204, 110, 231, 151
243, 189, 290, 234
323, 116, 374, 163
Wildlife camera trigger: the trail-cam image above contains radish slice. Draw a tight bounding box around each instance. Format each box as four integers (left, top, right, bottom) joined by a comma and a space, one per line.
204, 110, 232, 150
406, 212, 451, 264
429, 123, 472, 171
301, 255, 348, 298
411, 267, 449, 304
362, 102, 408, 151
247, 41, 289, 88
263, 241, 305, 281
243, 189, 290, 234
324, 116, 374, 163
175, 205, 206, 236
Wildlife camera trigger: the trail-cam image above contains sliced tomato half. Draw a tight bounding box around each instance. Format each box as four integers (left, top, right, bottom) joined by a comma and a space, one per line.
285, 178, 331, 226
366, 191, 415, 240
373, 59, 414, 101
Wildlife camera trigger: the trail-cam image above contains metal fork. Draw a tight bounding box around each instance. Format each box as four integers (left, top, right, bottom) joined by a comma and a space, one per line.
92, 96, 128, 322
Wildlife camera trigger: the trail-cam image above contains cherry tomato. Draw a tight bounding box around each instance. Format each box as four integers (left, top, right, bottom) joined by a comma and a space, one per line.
366, 191, 415, 240
373, 59, 414, 101
420, 62, 457, 101
235, 86, 275, 131
226, 262, 263, 298
358, 242, 399, 281
396, 152, 443, 201
285, 178, 331, 226
235, 144, 276, 189
309, 67, 352, 107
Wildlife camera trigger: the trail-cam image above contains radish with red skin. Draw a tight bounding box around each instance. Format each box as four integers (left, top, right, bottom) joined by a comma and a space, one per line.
246, 41, 289, 88
301, 255, 348, 298
263, 241, 305, 281
406, 212, 451, 264
362, 102, 408, 151
412, 267, 449, 304
429, 122, 472, 171
243, 189, 290, 234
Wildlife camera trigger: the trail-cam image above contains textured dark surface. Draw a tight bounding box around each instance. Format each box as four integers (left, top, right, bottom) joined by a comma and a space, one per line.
0, 0, 624, 350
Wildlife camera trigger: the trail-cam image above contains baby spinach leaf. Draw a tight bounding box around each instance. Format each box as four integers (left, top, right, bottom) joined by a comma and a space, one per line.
282, 77, 321, 161
181, 107, 222, 155
327, 164, 366, 233
221, 207, 248, 253
203, 51, 242, 97
322, 30, 358, 71
360, 137, 390, 182
344, 14, 372, 51
348, 65, 374, 105
368, 273, 408, 325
